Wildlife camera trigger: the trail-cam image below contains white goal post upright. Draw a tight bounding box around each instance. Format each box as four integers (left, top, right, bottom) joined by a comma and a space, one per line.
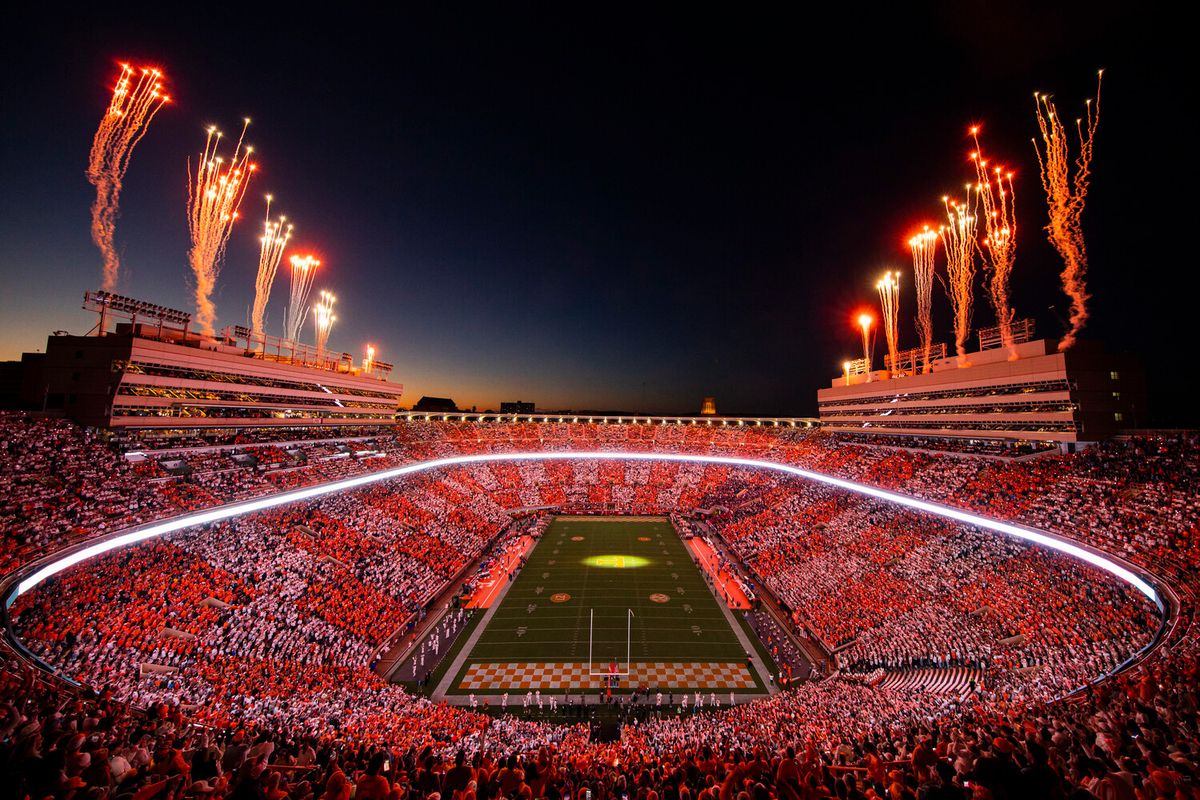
588, 608, 634, 676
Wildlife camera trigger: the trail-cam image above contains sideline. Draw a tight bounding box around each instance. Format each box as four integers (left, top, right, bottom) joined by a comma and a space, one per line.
679, 528, 778, 696
465, 535, 537, 609
431, 556, 524, 700
687, 537, 752, 610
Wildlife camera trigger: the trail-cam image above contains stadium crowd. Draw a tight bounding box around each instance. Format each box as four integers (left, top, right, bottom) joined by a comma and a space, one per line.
0, 414, 164, 575
2, 415, 1198, 800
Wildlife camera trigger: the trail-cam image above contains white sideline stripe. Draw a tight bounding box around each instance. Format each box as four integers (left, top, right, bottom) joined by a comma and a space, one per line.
15, 451, 1158, 603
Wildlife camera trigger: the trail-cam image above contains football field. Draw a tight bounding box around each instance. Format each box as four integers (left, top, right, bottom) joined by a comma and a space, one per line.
444, 516, 768, 694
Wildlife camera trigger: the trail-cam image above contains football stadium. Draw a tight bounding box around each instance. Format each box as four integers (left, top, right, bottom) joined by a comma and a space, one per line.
1, 12, 1196, 800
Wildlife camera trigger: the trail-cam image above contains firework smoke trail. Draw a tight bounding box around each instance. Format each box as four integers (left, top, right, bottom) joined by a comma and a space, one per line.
939, 189, 978, 366
970, 127, 1019, 358
283, 255, 320, 341
187, 120, 257, 335
250, 195, 293, 341
87, 64, 170, 291
313, 290, 337, 357
908, 227, 938, 373
1033, 72, 1102, 351
876, 271, 901, 375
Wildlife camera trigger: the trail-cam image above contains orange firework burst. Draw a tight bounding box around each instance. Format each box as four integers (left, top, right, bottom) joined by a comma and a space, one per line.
970, 127, 1019, 359
187, 120, 257, 335
1033, 72, 1102, 351
313, 290, 337, 356
908, 226, 938, 373
939, 188, 977, 366
876, 271, 901, 376
857, 312, 874, 382
87, 64, 170, 291
283, 254, 320, 342
250, 195, 293, 341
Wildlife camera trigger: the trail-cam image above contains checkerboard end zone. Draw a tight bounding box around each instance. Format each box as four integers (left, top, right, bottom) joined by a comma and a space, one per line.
458, 662, 755, 691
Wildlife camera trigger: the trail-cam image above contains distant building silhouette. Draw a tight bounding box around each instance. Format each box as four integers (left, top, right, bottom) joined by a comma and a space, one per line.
413, 396, 458, 413
501, 400, 535, 414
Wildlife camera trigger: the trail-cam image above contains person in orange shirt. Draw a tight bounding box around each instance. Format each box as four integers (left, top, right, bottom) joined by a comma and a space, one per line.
317, 769, 352, 800
355, 753, 392, 800
862, 742, 886, 786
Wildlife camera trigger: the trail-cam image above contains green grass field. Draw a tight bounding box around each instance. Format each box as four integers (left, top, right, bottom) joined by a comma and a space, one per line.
447, 516, 764, 693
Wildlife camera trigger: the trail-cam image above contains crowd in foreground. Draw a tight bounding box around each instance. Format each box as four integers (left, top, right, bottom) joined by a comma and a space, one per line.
2, 629, 1198, 800
1, 415, 1198, 799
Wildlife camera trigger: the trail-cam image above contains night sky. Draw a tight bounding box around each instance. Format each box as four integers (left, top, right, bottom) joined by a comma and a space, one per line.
0, 5, 1187, 421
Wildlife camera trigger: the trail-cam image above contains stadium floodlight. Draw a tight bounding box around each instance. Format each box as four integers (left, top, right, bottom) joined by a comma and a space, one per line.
14, 451, 1160, 605
84, 290, 192, 330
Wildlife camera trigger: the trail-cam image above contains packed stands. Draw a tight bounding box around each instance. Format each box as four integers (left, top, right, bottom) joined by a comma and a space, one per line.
2, 414, 1198, 800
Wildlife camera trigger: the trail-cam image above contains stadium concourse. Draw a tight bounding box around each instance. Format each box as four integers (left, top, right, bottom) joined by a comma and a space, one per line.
0, 412, 1198, 800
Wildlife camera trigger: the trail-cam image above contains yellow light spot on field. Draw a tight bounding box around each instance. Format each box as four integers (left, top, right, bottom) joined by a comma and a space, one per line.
583, 554, 649, 569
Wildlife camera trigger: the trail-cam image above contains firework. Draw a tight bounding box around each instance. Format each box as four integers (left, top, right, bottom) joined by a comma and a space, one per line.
908, 226, 939, 373
87, 64, 170, 291
283, 254, 320, 342
858, 313, 874, 382
187, 120, 257, 335
363, 344, 376, 374
250, 195, 293, 342
875, 271, 901, 376
970, 127, 1019, 358
313, 290, 337, 357
1033, 72, 1102, 351
939, 188, 977, 366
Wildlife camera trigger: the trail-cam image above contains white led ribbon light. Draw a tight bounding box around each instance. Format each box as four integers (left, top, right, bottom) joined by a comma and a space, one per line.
15, 451, 1158, 604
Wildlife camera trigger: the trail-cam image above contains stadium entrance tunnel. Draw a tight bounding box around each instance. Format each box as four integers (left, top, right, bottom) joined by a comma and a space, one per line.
582, 554, 650, 569
7, 451, 1161, 613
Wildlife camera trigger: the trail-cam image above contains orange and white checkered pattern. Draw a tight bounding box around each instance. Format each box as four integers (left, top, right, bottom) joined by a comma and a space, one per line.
458, 661, 756, 691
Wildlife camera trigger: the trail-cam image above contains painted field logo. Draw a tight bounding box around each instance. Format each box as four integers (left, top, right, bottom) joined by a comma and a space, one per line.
637, 536, 651, 542
584, 554, 649, 568
550, 593, 571, 603
649, 593, 670, 603
571, 536, 585, 541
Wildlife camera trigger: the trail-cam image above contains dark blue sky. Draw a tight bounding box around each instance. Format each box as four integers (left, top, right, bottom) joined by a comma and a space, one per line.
0, 5, 1187, 420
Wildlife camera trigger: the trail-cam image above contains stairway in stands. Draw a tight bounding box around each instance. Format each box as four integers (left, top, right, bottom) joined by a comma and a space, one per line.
876, 666, 981, 700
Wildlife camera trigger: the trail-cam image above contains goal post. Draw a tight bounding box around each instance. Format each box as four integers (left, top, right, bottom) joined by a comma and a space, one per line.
587, 608, 634, 676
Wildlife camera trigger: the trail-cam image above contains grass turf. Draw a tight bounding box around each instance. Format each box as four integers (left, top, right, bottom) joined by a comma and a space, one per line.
447, 516, 763, 693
